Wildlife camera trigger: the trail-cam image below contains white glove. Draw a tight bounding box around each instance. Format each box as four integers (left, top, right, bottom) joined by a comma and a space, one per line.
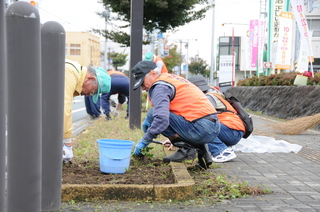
62, 145, 73, 162
114, 110, 120, 117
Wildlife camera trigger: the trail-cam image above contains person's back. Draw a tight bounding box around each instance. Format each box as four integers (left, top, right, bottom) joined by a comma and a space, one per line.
188, 75, 244, 163
101, 69, 130, 120
206, 92, 245, 133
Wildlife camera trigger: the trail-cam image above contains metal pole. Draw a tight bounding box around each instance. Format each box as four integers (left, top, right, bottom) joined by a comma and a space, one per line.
0, 0, 7, 211
210, 1, 216, 85
104, 23, 108, 70
185, 41, 189, 79
129, 0, 143, 129
232, 27, 235, 87
41, 21, 65, 211
104, 9, 109, 71
6, 2, 42, 211
179, 40, 182, 75
267, 0, 274, 76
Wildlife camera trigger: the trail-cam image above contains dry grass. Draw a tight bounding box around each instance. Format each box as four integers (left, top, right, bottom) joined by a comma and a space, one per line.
273, 113, 320, 135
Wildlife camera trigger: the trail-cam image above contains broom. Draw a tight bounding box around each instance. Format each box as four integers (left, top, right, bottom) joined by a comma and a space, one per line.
274, 113, 320, 135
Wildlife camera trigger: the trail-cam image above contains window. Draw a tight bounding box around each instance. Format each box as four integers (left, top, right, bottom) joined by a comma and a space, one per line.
218, 36, 241, 71
70, 44, 81, 56
307, 19, 320, 37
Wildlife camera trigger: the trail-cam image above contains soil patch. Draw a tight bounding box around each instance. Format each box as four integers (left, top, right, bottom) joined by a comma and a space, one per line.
62, 157, 175, 185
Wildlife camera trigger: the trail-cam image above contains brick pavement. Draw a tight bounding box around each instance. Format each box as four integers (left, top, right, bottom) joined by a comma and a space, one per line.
60, 114, 320, 211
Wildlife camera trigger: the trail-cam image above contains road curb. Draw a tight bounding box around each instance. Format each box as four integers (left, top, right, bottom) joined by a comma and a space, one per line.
61, 146, 195, 202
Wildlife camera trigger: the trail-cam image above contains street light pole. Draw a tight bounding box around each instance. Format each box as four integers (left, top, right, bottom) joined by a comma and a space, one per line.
210, 0, 216, 86
103, 9, 110, 71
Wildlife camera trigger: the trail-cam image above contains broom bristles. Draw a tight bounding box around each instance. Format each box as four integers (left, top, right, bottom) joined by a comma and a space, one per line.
274, 113, 320, 135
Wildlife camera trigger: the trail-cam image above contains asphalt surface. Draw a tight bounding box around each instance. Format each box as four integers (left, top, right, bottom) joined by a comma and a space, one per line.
60, 114, 320, 212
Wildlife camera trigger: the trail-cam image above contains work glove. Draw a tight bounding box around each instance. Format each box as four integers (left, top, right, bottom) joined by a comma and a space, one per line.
133, 139, 149, 156
114, 110, 119, 117
62, 145, 73, 162
142, 118, 151, 133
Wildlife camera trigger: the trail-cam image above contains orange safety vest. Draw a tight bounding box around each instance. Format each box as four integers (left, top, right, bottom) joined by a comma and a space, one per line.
207, 92, 245, 132
154, 56, 168, 73
152, 73, 217, 122
107, 70, 127, 77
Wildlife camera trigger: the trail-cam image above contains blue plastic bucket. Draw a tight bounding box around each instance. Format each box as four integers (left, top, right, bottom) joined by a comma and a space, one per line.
96, 139, 135, 174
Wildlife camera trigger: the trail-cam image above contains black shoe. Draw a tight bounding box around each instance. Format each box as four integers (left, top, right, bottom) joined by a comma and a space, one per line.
90, 115, 100, 120
105, 115, 112, 120
125, 113, 129, 119
163, 141, 196, 163
195, 144, 213, 170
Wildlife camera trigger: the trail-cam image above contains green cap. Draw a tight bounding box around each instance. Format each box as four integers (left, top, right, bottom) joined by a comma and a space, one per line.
144, 52, 153, 61
93, 67, 111, 103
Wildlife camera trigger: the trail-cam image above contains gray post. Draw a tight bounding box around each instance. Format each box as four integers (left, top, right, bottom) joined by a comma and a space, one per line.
41, 21, 65, 211
129, 0, 144, 129
6, 2, 42, 211
210, 2, 216, 86
0, 0, 7, 211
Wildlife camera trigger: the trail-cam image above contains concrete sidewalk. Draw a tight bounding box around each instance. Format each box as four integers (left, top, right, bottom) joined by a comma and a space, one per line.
62, 114, 320, 211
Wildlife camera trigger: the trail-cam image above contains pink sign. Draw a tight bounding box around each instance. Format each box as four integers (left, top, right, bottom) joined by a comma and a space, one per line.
250, 20, 259, 68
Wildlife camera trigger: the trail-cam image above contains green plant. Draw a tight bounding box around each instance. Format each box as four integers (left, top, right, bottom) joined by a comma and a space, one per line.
140, 146, 155, 158
188, 167, 270, 203
69, 199, 76, 205
237, 71, 320, 86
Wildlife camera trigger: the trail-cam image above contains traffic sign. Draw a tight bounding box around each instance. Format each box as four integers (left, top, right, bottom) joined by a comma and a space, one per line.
264, 62, 272, 68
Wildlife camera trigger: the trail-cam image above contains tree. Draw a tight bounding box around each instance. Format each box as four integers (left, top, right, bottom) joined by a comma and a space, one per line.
188, 57, 210, 77
162, 45, 182, 72
108, 50, 128, 70
92, 0, 213, 47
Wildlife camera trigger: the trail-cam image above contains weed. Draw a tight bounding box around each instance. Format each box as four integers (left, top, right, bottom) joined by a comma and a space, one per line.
140, 146, 154, 157
187, 166, 270, 202
69, 199, 76, 205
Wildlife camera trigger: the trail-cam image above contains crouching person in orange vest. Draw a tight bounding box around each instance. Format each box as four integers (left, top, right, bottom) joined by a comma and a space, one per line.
188, 75, 245, 165
131, 61, 234, 170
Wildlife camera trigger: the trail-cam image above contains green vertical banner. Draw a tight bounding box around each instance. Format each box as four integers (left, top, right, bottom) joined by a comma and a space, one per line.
267, 0, 274, 76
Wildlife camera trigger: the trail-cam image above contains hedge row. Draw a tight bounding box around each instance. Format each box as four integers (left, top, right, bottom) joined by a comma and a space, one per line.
237, 72, 320, 86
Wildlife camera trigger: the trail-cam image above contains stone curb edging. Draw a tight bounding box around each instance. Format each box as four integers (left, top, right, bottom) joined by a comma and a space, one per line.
61, 147, 195, 202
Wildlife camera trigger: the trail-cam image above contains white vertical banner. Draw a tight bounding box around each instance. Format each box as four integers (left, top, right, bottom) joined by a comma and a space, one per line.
297, 31, 313, 73
257, 18, 267, 74
275, 12, 293, 70
250, 20, 259, 68
291, 0, 313, 60
219, 55, 233, 83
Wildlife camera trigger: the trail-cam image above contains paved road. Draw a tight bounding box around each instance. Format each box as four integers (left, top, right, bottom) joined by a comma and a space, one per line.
61, 114, 320, 212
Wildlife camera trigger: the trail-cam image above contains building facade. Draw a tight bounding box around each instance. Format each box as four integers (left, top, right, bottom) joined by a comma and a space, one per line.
65, 32, 101, 67
217, 0, 320, 88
